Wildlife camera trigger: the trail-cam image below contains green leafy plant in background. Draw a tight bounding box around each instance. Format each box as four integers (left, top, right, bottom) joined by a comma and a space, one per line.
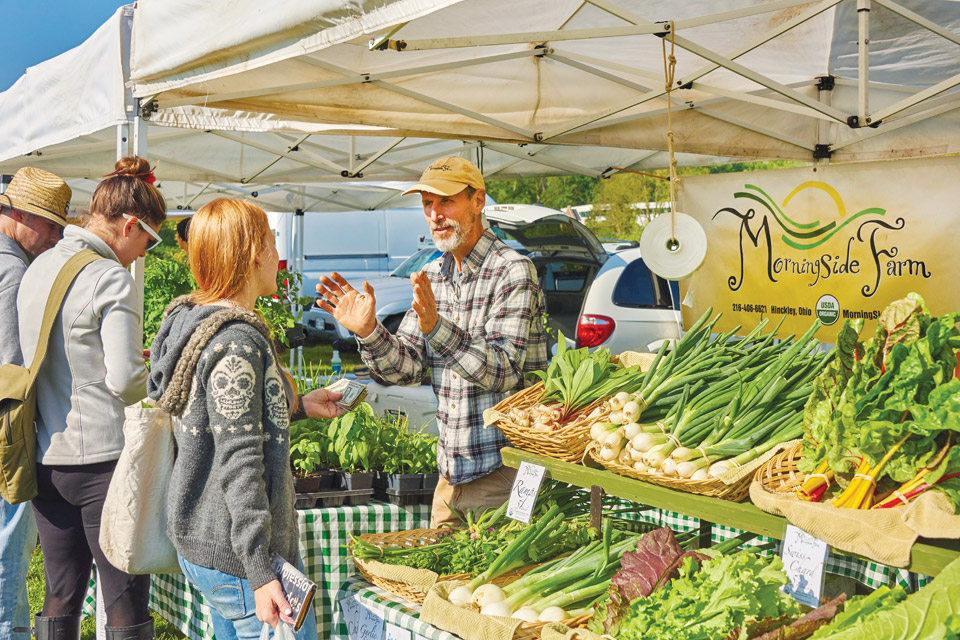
143, 256, 195, 348
375, 413, 438, 474
257, 268, 314, 347
289, 419, 334, 476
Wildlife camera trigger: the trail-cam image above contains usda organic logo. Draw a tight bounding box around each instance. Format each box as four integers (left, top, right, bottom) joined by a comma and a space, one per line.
815, 294, 840, 325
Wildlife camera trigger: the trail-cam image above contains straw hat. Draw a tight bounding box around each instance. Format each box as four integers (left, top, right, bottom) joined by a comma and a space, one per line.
0, 167, 72, 226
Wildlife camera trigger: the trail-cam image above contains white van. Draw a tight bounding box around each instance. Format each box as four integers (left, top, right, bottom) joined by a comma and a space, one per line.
267, 208, 431, 298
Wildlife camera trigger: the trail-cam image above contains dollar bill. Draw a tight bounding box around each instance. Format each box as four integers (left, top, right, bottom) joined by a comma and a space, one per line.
325, 378, 368, 411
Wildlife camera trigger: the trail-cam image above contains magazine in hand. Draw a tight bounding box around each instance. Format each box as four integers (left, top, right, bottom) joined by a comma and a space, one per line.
271, 553, 317, 631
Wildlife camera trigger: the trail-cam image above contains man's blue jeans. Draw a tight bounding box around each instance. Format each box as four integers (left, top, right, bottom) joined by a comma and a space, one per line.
178, 556, 317, 640
0, 499, 38, 639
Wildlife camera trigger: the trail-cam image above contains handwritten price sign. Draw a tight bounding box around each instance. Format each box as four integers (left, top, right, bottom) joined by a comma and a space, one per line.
507, 462, 547, 523
780, 524, 829, 608
340, 594, 385, 640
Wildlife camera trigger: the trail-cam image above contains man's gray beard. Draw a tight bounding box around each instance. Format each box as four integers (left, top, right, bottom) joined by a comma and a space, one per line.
432, 220, 467, 252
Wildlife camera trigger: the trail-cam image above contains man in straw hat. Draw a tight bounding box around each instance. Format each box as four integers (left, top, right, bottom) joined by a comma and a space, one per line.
0, 167, 71, 639
316, 157, 548, 526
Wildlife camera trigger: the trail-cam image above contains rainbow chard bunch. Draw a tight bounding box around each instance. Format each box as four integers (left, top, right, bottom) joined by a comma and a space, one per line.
797, 293, 960, 509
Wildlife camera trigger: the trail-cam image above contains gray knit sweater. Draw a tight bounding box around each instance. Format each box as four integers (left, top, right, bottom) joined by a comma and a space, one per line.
148, 299, 297, 590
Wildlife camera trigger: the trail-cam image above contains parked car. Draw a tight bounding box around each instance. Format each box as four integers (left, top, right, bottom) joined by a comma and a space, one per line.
575, 246, 682, 354
305, 203, 606, 346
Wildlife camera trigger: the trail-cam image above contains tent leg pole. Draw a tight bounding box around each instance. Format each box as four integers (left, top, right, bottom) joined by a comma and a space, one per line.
858, 0, 871, 126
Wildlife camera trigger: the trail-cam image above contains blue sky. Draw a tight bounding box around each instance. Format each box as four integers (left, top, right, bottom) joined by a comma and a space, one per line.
0, 1, 129, 92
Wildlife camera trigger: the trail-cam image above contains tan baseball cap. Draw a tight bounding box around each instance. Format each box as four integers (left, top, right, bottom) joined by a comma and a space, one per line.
0, 167, 72, 226
402, 156, 485, 196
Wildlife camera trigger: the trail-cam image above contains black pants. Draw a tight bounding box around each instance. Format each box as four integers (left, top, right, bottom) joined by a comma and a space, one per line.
32, 461, 150, 627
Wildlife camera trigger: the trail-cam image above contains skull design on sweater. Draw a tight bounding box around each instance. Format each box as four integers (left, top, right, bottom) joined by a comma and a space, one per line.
210, 354, 256, 420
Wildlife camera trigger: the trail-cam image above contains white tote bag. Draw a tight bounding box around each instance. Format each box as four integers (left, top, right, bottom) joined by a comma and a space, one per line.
99, 404, 180, 574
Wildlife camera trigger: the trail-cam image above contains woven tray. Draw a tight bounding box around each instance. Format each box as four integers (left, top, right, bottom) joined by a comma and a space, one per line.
588, 447, 752, 502
515, 613, 592, 640
753, 441, 807, 493
489, 382, 607, 463
351, 528, 534, 605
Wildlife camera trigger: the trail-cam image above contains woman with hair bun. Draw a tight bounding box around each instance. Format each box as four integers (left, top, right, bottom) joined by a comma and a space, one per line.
18, 156, 167, 640
148, 198, 344, 640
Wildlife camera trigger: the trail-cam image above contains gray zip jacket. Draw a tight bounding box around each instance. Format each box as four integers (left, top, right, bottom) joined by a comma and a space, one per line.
18, 225, 147, 465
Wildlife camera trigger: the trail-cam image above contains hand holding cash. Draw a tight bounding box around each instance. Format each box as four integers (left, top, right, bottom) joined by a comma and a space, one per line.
324, 378, 368, 411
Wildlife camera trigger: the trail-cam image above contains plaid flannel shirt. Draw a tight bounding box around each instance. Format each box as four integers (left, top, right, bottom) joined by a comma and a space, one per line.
357, 230, 548, 484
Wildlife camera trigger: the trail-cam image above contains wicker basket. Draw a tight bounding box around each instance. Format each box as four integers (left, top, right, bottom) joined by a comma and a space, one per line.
753, 441, 807, 493
490, 382, 607, 463
588, 447, 752, 502
514, 613, 593, 640
351, 528, 535, 605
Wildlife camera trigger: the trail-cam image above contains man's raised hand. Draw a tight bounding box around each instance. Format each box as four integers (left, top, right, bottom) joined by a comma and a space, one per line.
315, 272, 378, 338
410, 271, 439, 335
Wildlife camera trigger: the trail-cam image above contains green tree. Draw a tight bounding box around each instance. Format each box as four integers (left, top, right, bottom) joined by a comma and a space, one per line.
486, 175, 598, 210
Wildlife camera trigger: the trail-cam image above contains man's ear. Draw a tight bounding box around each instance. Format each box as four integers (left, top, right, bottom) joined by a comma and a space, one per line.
8, 208, 26, 223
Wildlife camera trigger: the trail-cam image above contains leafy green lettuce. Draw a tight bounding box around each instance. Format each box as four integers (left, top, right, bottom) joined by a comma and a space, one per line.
808, 555, 960, 640
615, 551, 800, 640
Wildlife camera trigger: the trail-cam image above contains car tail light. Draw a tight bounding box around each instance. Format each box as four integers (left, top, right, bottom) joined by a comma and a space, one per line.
278, 260, 288, 270
577, 315, 615, 348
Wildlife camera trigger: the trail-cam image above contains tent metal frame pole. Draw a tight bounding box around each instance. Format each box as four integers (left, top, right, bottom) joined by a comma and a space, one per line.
349, 137, 406, 176
302, 57, 540, 139
355, 141, 482, 175
686, 80, 833, 120
691, 109, 812, 152
668, 31, 849, 124
870, 73, 960, 123
878, 92, 960, 124
565, 79, 816, 135
588, 0, 842, 89
184, 183, 213, 208
483, 142, 604, 178
538, 0, 841, 140
382, 0, 818, 51
872, 0, 960, 47
161, 48, 543, 109
369, 80, 536, 139
28, 129, 192, 159
266, 133, 357, 175
208, 131, 346, 176
830, 100, 960, 152
857, 0, 871, 127
349, 136, 356, 174
129, 109, 148, 321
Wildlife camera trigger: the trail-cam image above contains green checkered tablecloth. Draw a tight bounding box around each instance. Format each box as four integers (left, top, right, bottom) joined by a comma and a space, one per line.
92, 502, 431, 640
337, 577, 459, 640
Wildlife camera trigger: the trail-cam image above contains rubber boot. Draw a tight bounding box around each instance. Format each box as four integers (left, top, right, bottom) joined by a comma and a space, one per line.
104, 619, 155, 640
32, 614, 81, 640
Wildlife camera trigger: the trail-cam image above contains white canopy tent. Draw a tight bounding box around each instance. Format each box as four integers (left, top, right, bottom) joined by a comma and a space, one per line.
0, 3, 736, 216
128, 0, 960, 164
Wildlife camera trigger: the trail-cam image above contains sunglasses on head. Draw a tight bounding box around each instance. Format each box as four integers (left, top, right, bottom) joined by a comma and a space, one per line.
122, 213, 163, 251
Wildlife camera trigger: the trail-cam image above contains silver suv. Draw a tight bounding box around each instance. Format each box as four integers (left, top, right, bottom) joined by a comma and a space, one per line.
574, 245, 682, 354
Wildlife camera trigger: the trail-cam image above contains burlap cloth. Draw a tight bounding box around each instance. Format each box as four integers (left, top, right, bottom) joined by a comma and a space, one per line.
420, 580, 522, 640
353, 557, 441, 591
750, 481, 960, 567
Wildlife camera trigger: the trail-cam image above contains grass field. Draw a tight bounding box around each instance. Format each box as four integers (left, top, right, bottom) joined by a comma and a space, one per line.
278, 339, 365, 375
27, 546, 185, 639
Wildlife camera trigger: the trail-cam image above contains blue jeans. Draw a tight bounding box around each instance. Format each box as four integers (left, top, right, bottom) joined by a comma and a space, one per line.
0, 499, 38, 639
178, 556, 317, 640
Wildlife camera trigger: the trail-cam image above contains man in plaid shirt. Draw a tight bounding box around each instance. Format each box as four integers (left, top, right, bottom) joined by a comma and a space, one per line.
316, 157, 548, 526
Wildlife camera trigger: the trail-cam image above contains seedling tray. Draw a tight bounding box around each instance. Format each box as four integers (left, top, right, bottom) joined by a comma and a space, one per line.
295, 488, 374, 509
374, 487, 434, 506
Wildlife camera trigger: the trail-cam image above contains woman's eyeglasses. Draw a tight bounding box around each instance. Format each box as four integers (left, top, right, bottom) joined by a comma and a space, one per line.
122, 213, 163, 251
